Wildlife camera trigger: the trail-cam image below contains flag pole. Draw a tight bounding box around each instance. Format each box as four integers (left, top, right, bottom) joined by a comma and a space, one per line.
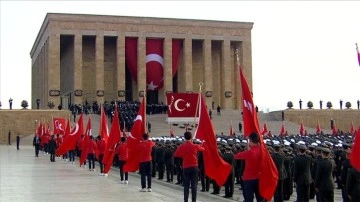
143, 90, 147, 134
192, 82, 203, 139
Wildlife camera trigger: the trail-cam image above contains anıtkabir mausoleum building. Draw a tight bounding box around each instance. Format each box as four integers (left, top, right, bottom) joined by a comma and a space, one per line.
30, 13, 253, 110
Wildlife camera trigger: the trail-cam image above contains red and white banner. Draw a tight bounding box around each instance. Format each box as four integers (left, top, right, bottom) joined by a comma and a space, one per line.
166, 93, 199, 123
125, 38, 182, 91
53, 117, 67, 135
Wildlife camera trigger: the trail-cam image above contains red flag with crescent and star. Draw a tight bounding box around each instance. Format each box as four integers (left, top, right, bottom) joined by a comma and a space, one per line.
166, 93, 199, 123
239, 66, 278, 200
53, 117, 67, 135
125, 38, 182, 91
56, 114, 84, 155
123, 97, 146, 172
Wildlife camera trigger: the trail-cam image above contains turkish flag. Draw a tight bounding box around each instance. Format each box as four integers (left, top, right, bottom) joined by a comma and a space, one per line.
316, 120, 321, 134
166, 93, 199, 122
37, 122, 44, 137
261, 122, 268, 136
80, 118, 91, 166
125, 38, 182, 91
195, 94, 232, 186
124, 97, 146, 172
300, 121, 305, 136
280, 123, 286, 137
146, 39, 164, 91
230, 121, 234, 137
99, 106, 109, 143
103, 107, 121, 174
350, 125, 360, 171
53, 117, 67, 135
239, 67, 278, 200
56, 114, 84, 155
332, 123, 338, 136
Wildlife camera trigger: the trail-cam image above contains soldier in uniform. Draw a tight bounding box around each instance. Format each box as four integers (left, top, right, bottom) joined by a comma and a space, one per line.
271, 144, 287, 202
315, 148, 335, 202
293, 144, 312, 202
222, 145, 234, 198
346, 167, 360, 201
341, 150, 351, 202
198, 150, 210, 192
164, 142, 174, 183
155, 142, 165, 180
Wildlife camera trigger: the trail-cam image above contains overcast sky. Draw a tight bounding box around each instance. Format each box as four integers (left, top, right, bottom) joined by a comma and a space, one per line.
0, 1, 359, 110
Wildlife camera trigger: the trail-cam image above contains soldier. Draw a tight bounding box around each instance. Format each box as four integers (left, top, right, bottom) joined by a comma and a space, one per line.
293, 144, 312, 202
222, 145, 234, 198
346, 168, 360, 201
315, 148, 335, 202
16, 134, 20, 150
9, 98, 13, 110
198, 150, 210, 192
155, 142, 165, 180
341, 150, 351, 202
164, 143, 174, 183
271, 144, 287, 202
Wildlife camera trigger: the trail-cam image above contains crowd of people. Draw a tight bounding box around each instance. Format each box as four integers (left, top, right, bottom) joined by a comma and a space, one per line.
31, 122, 360, 202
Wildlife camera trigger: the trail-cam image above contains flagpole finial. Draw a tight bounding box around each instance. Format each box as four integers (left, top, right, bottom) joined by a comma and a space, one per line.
198, 82, 204, 92
235, 49, 240, 65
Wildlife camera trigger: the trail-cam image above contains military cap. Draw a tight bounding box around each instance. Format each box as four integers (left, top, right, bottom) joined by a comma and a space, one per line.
297, 144, 307, 150
321, 147, 331, 153
225, 145, 232, 150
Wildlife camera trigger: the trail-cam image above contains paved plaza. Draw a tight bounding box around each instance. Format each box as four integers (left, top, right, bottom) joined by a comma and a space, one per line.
1, 136, 342, 202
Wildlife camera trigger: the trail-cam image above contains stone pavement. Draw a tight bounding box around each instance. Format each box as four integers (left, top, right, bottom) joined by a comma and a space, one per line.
2, 137, 342, 202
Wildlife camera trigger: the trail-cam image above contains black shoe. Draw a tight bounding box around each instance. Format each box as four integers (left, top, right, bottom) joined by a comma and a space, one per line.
175, 182, 181, 185
200, 189, 205, 192
211, 192, 219, 195
223, 195, 232, 198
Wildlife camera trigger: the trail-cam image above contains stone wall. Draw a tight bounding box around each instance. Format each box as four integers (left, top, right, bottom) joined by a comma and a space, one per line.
270, 109, 360, 133
0, 110, 71, 145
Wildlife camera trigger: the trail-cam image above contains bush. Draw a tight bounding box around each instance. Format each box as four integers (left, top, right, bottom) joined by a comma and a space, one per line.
307, 101, 313, 109
326, 101, 333, 109
346, 102, 351, 109
48, 100, 55, 109
287, 101, 293, 109
21, 100, 29, 109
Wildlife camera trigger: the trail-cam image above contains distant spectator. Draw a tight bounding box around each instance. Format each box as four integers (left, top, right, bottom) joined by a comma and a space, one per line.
299, 99, 302, 110
320, 100, 323, 109
217, 105, 221, 116
340, 100, 343, 110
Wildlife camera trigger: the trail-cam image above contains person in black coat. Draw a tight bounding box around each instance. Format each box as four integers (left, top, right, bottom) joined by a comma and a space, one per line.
341, 150, 352, 202
293, 145, 312, 202
346, 168, 360, 201
16, 134, 20, 150
155, 143, 165, 180
222, 146, 234, 198
164, 144, 174, 183
48, 135, 58, 162
198, 150, 210, 192
315, 148, 335, 202
33, 135, 41, 157
271, 145, 287, 202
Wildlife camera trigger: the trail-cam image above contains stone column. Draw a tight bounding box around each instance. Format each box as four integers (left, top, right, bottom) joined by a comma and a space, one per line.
116, 34, 126, 100
241, 39, 253, 93
96, 33, 104, 104
203, 38, 212, 108
74, 34, 83, 105
47, 32, 61, 107
222, 39, 232, 109
184, 37, 193, 92
159, 37, 173, 103
137, 36, 146, 100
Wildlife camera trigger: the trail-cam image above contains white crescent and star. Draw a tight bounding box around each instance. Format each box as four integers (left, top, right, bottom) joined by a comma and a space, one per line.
55, 120, 64, 131
69, 124, 79, 136
146, 54, 164, 90
174, 99, 190, 112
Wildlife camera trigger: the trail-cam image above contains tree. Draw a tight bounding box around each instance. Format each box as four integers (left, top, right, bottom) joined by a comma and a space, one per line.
307, 101, 313, 109
21, 100, 29, 109
287, 101, 293, 109
346, 101, 352, 109
326, 101, 333, 109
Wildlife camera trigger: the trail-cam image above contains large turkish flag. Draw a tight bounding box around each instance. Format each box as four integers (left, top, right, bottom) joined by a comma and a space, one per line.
125, 38, 182, 91
166, 93, 199, 123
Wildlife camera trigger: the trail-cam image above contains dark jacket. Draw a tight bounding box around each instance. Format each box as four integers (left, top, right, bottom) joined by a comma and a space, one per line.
271, 152, 287, 180
346, 168, 360, 200
48, 138, 58, 153
315, 157, 335, 191
33, 136, 41, 146
293, 153, 312, 185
